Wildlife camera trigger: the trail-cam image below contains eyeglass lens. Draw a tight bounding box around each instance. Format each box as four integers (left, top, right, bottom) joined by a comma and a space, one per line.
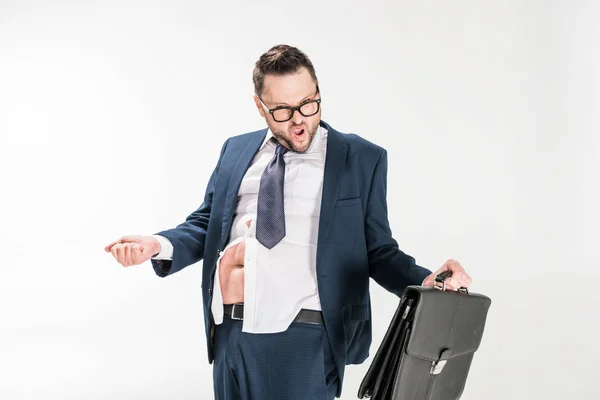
272, 101, 319, 122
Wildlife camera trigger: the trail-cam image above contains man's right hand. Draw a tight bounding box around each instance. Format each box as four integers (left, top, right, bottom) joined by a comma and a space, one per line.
104, 235, 161, 267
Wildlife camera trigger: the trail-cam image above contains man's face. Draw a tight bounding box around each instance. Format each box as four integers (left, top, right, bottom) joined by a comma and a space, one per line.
254, 67, 321, 153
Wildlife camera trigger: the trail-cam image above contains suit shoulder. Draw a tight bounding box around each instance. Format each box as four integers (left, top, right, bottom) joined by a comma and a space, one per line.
337, 130, 387, 160
228, 128, 266, 142
216, 128, 266, 152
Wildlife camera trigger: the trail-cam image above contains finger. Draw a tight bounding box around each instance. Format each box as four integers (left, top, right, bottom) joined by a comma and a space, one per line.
111, 243, 120, 260
445, 259, 463, 271
422, 274, 435, 287
122, 245, 130, 266
132, 243, 146, 264
128, 244, 139, 266
124, 245, 133, 267
456, 272, 472, 287
117, 245, 127, 267
105, 239, 122, 252
119, 235, 140, 244
464, 272, 472, 286
110, 244, 123, 263
446, 278, 461, 290
130, 244, 142, 265
447, 263, 471, 287
437, 261, 451, 274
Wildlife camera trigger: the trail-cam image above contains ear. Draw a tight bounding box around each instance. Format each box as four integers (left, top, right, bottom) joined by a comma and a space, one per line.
253, 95, 266, 118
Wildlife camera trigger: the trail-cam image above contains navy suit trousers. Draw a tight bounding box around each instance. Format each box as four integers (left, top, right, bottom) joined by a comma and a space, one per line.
213, 315, 339, 399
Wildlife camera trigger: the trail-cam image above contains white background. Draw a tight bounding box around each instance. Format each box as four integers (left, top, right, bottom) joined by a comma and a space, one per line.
1, 0, 598, 399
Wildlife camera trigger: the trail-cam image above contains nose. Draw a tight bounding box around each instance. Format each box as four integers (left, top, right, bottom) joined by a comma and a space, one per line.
290, 109, 303, 125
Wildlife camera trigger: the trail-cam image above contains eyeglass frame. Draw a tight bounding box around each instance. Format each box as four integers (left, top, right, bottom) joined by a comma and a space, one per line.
258, 86, 321, 123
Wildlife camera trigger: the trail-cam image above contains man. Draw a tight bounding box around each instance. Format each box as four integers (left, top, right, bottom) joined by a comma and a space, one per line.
105, 44, 472, 399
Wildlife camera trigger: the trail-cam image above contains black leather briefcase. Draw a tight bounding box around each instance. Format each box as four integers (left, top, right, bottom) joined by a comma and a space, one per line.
358, 271, 491, 400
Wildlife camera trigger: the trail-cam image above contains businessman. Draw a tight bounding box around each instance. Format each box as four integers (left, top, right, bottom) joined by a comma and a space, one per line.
105, 44, 472, 399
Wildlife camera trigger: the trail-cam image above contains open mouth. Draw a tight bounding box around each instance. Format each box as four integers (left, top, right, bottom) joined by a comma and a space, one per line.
292, 127, 305, 137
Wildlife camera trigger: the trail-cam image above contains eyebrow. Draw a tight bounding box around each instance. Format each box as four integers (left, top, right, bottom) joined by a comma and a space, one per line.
272, 93, 315, 107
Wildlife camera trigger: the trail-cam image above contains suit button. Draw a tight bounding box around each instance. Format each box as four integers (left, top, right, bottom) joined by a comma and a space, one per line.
208, 288, 212, 296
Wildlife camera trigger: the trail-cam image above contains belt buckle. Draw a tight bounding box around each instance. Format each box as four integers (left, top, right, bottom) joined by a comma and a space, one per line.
230, 303, 243, 320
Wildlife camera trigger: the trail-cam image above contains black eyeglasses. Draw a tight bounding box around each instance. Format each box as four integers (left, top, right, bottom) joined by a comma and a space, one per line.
259, 86, 321, 123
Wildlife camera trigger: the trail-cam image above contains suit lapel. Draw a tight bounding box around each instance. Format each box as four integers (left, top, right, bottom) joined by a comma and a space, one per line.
220, 129, 267, 246
316, 121, 348, 266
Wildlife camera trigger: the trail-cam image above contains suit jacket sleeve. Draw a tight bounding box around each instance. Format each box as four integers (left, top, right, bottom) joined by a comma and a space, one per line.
150, 139, 229, 277
366, 149, 432, 297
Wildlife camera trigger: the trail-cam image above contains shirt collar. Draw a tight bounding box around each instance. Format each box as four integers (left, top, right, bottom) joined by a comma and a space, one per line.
260, 128, 275, 150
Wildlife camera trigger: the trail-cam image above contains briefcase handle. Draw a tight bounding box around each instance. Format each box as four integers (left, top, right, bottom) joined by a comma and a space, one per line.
434, 270, 469, 294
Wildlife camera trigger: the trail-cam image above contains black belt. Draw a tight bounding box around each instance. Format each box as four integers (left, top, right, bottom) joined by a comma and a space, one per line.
223, 303, 324, 325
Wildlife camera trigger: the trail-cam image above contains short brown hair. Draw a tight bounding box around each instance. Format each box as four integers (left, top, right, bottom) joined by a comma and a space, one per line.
252, 44, 319, 96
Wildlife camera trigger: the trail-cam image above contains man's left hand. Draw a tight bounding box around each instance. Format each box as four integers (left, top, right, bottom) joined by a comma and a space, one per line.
422, 259, 472, 290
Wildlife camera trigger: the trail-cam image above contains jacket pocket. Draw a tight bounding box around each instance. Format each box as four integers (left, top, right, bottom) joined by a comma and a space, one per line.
336, 197, 361, 207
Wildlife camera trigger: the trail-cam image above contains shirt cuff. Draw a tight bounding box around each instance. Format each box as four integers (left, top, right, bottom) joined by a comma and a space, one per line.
151, 234, 173, 259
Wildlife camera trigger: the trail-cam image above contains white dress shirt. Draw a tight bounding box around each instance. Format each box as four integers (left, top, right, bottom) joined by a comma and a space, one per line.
152, 126, 327, 333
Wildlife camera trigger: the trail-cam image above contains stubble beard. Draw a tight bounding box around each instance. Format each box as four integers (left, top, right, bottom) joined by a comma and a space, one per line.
272, 119, 320, 153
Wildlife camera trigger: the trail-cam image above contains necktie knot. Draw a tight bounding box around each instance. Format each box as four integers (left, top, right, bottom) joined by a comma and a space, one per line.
273, 140, 289, 155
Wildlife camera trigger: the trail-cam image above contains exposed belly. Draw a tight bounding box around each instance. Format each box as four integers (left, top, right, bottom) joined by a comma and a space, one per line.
219, 262, 245, 303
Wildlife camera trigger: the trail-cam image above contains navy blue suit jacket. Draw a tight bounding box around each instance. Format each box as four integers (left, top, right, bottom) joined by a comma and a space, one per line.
150, 120, 431, 394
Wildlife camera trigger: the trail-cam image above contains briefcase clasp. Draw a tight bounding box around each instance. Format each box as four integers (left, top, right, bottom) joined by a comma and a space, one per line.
430, 359, 447, 375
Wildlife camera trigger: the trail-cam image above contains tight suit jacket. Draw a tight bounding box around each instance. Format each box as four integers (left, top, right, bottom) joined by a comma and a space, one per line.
150, 120, 431, 397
